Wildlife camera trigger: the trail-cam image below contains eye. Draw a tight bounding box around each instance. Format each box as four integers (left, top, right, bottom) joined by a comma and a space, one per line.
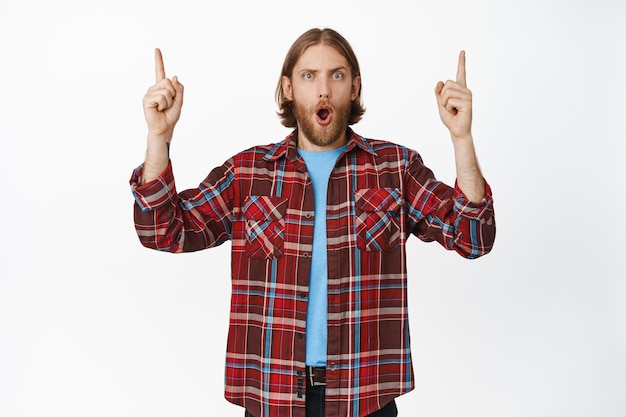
332, 72, 343, 80
303, 72, 313, 80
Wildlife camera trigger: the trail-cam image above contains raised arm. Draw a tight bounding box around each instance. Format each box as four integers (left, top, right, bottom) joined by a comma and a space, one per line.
141, 48, 185, 183
435, 51, 485, 203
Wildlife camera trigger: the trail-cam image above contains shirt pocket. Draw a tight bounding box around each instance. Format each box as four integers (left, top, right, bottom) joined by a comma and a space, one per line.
354, 188, 403, 251
243, 195, 288, 259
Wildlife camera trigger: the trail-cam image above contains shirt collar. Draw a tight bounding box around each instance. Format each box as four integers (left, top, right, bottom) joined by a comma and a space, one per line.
264, 128, 378, 162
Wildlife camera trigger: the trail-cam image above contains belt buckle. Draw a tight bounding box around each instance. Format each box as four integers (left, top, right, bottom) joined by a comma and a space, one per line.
308, 366, 326, 386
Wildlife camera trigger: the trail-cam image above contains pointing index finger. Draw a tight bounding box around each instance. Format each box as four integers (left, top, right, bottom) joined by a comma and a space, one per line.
155, 48, 166, 82
456, 50, 467, 88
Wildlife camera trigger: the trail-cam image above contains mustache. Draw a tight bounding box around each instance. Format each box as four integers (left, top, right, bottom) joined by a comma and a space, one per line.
314, 100, 334, 112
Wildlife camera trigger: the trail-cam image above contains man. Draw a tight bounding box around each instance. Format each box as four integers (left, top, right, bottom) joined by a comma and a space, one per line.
130, 28, 495, 417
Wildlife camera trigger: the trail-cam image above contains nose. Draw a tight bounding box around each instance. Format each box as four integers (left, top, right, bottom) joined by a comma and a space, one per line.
318, 78, 330, 99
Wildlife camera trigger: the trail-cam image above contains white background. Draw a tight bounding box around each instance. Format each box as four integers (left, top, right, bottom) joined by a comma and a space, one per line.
1, 0, 625, 416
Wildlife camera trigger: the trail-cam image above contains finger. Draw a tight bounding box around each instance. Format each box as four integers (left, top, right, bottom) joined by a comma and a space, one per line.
144, 91, 173, 112
172, 76, 184, 107
151, 78, 177, 98
155, 48, 166, 83
434, 81, 445, 95
156, 95, 170, 112
435, 81, 448, 111
436, 81, 468, 97
143, 93, 167, 112
456, 50, 467, 88
441, 82, 471, 99
445, 98, 465, 114
443, 92, 471, 111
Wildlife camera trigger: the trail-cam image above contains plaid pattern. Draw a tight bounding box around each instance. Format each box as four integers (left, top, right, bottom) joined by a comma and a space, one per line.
130, 129, 496, 417
244, 196, 288, 259
354, 188, 403, 251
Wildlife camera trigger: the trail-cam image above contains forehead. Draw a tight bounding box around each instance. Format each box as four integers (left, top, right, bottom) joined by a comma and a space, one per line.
294, 44, 350, 71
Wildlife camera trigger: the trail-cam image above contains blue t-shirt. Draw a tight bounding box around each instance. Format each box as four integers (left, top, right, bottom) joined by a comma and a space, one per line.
297, 144, 347, 366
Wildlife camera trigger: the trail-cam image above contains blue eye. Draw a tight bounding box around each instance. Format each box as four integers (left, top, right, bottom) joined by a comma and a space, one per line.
304, 73, 313, 80
332, 72, 343, 80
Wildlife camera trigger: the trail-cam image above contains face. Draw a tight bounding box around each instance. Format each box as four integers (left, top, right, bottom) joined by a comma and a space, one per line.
282, 44, 360, 151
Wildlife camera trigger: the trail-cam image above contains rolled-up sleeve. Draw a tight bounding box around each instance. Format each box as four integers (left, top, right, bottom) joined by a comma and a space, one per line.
129, 160, 234, 253
406, 154, 496, 259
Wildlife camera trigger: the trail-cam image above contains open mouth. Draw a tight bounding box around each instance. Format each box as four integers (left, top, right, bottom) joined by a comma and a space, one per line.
316, 106, 332, 126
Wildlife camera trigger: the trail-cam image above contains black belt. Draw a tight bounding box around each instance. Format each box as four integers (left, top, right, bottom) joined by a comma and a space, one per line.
307, 366, 326, 386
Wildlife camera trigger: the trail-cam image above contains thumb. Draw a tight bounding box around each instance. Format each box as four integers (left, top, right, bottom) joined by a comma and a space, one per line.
434, 81, 444, 105
173, 76, 184, 105
434, 81, 444, 96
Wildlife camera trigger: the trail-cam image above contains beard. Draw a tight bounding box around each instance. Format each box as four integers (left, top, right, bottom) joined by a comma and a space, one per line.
293, 97, 351, 148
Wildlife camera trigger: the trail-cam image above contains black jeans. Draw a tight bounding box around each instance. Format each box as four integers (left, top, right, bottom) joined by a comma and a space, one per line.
244, 384, 398, 417
304, 382, 397, 417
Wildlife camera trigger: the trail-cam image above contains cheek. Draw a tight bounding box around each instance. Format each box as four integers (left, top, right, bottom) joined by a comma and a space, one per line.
293, 83, 315, 97
292, 89, 317, 107
333, 84, 355, 100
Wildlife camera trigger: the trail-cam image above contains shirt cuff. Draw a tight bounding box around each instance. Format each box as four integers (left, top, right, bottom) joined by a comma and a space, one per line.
129, 161, 177, 211
453, 180, 494, 220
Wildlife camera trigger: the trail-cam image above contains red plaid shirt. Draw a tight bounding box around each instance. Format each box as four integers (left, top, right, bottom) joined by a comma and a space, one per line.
130, 129, 496, 417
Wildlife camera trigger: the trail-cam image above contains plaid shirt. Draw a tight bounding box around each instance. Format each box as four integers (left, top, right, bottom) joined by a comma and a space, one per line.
130, 129, 496, 417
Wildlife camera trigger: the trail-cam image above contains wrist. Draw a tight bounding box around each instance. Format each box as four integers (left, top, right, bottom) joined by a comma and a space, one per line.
450, 131, 473, 144
142, 136, 170, 184
147, 130, 173, 145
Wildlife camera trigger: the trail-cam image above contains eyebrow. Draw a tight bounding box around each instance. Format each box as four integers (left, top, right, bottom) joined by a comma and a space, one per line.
298, 66, 349, 74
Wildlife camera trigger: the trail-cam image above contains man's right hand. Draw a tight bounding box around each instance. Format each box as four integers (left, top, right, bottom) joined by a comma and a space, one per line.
142, 48, 184, 142
140, 48, 184, 184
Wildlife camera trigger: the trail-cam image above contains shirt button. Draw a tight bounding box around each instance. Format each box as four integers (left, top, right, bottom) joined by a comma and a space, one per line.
297, 333, 303, 339
305, 213, 312, 218
299, 293, 306, 299
303, 253, 309, 258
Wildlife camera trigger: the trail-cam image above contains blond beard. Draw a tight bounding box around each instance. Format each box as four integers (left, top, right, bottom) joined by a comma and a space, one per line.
293, 98, 351, 147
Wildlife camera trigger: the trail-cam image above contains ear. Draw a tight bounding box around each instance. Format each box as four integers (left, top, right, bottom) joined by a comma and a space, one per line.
351, 75, 361, 101
281, 75, 293, 101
